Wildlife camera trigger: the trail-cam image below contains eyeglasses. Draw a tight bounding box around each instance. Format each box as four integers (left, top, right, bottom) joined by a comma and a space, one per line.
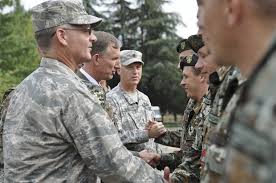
62, 26, 93, 35
51, 26, 93, 37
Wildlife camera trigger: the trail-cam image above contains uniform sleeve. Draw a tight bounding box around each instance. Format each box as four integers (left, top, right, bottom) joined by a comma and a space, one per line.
170, 148, 201, 183
62, 93, 165, 183
157, 151, 183, 171
155, 129, 182, 147
106, 97, 150, 145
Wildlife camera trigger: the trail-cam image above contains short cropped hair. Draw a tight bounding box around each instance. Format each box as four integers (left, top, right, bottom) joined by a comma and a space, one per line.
91, 31, 121, 55
34, 27, 56, 52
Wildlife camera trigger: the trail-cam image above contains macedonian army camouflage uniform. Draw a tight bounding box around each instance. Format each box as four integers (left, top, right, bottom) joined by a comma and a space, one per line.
76, 70, 113, 117
224, 36, 276, 183
155, 98, 196, 170
170, 94, 211, 183
3, 58, 165, 182
200, 66, 243, 183
155, 96, 210, 182
106, 84, 161, 153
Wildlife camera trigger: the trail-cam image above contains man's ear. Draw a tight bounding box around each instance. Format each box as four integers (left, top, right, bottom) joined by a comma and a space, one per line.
93, 54, 101, 65
56, 28, 68, 46
200, 74, 207, 83
226, 0, 242, 26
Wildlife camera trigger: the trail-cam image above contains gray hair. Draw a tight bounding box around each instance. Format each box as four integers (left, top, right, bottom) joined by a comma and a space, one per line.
91, 31, 121, 55
34, 27, 57, 52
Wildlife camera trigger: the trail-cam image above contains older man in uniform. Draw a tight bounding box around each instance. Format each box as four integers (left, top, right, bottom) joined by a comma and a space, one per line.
77, 31, 120, 116
106, 50, 166, 157
2, 1, 169, 182
200, 0, 276, 182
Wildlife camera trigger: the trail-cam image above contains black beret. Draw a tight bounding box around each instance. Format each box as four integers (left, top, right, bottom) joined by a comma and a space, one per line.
176, 39, 192, 53
187, 34, 204, 53
180, 54, 198, 71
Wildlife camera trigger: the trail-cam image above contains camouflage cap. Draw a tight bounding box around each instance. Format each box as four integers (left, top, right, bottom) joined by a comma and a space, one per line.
30, 0, 102, 32
180, 54, 198, 70
120, 50, 144, 66
187, 34, 204, 53
176, 39, 192, 53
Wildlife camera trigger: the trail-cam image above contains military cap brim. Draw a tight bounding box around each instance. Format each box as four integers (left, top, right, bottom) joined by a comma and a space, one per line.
69, 15, 102, 28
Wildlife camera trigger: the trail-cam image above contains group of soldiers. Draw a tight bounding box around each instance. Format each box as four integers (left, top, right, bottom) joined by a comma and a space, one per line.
0, 0, 275, 182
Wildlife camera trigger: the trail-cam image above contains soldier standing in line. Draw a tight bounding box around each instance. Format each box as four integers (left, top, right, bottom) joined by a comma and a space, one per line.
200, 0, 276, 182
155, 53, 209, 182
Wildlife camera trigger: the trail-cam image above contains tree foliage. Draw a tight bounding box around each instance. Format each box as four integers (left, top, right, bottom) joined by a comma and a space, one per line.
0, 0, 40, 95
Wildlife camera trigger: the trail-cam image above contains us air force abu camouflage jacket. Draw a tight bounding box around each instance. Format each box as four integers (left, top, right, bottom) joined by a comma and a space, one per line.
3, 57, 165, 183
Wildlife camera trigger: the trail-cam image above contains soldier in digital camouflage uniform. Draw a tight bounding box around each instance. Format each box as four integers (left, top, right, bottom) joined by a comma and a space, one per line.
2, 1, 168, 182
76, 31, 121, 117
200, 0, 276, 182
106, 50, 166, 156
0, 88, 15, 182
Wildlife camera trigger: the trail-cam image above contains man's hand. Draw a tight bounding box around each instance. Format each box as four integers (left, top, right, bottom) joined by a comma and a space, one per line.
147, 121, 167, 138
138, 150, 160, 167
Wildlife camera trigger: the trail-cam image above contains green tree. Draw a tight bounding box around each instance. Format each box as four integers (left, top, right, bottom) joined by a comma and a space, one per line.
0, 0, 40, 96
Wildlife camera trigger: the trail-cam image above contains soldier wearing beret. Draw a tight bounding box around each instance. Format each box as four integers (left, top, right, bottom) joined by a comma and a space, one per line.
1, 1, 169, 182
155, 53, 209, 183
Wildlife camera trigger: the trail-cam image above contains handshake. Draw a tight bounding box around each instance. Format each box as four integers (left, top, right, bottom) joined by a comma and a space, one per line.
146, 120, 167, 138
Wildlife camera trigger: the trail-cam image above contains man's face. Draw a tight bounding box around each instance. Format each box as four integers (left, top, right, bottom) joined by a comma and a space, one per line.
114, 58, 121, 75
195, 45, 218, 77
180, 67, 201, 99
200, 0, 235, 66
120, 62, 142, 87
97, 43, 120, 80
65, 25, 96, 65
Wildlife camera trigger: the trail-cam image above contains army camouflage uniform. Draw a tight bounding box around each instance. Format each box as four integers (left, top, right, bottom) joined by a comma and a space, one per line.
3, 58, 166, 182
200, 66, 243, 183
170, 94, 211, 183
224, 36, 276, 183
155, 99, 195, 170
106, 84, 161, 153
76, 70, 113, 118
155, 97, 210, 182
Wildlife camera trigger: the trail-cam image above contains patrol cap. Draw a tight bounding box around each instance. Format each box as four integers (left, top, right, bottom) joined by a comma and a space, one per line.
176, 39, 192, 53
187, 34, 204, 53
180, 54, 198, 71
30, 0, 102, 32
120, 50, 144, 66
